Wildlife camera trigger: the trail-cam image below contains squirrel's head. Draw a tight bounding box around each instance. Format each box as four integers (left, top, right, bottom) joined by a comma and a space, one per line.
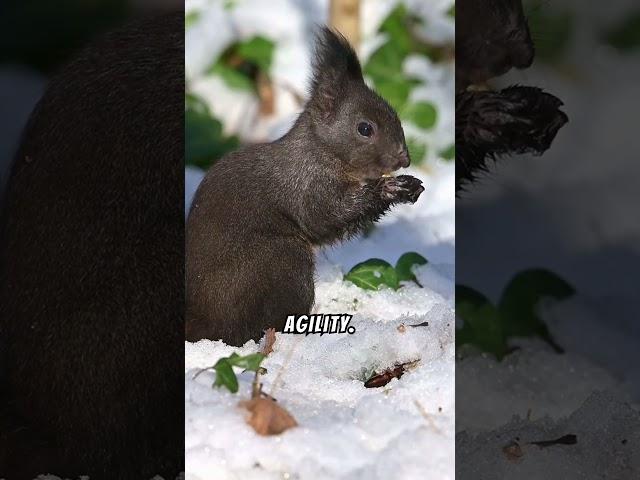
456, 0, 534, 90
305, 27, 410, 181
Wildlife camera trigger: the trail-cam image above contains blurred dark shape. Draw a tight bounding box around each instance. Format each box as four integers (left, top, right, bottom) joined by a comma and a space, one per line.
455, 0, 567, 191
0, 0, 130, 74
456, 0, 640, 477
0, 9, 184, 480
456, 86, 567, 190
456, 0, 535, 90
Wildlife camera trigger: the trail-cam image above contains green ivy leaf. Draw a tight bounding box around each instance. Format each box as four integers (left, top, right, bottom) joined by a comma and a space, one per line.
378, 3, 413, 57
438, 144, 455, 161
213, 358, 239, 393
236, 36, 275, 73
402, 101, 438, 129
226, 352, 265, 371
364, 41, 406, 84
208, 62, 254, 91
345, 259, 399, 291
223, 0, 238, 10
395, 252, 428, 285
498, 269, 574, 352
526, 2, 573, 63
407, 138, 427, 164
603, 12, 640, 52
185, 11, 200, 29
373, 77, 412, 112
456, 286, 508, 360
206, 36, 274, 92
185, 94, 239, 168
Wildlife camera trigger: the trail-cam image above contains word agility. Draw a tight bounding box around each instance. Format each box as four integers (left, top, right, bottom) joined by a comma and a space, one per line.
283, 314, 355, 335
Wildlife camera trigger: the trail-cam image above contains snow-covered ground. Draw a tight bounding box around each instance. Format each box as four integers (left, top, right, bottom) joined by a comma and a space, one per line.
185, 164, 455, 480
185, 0, 455, 478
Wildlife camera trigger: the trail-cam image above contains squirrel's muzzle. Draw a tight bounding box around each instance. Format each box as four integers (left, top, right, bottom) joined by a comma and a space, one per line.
397, 147, 411, 169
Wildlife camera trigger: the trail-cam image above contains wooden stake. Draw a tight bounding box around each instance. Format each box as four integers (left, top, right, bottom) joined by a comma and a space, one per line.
329, 0, 360, 48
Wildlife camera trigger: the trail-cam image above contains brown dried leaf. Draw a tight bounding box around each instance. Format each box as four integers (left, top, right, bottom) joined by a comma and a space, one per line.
239, 398, 298, 436
364, 359, 421, 388
502, 441, 524, 462
260, 328, 277, 356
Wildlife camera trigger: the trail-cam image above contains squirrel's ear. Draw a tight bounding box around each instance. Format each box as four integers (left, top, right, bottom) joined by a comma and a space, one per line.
308, 27, 363, 118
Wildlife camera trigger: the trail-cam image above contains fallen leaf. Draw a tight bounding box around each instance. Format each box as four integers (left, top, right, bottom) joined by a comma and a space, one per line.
502, 441, 524, 462
260, 328, 277, 356
364, 359, 420, 388
239, 398, 297, 436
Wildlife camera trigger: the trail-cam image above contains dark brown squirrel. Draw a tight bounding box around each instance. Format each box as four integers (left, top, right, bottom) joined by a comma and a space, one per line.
0, 13, 183, 479
186, 28, 424, 345
456, 0, 535, 92
455, 0, 568, 191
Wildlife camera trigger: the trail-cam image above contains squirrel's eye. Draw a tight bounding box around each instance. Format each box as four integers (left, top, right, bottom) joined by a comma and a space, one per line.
357, 122, 374, 138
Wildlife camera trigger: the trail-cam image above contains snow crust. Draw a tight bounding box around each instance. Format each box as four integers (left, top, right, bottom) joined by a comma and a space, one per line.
185, 164, 455, 479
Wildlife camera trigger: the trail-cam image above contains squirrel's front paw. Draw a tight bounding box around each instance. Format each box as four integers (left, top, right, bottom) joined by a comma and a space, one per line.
382, 175, 424, 204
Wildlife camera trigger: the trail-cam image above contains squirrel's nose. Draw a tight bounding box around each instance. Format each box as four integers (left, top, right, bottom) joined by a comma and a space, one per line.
398, 147, 411, 168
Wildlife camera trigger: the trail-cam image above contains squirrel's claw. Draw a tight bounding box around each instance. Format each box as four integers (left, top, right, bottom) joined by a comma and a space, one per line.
382, 175, 424, 204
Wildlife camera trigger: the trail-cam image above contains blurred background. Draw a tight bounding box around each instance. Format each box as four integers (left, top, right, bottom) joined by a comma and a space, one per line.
457, 0, 640, 390
456, 1, 640, 477
185, 0, 455, 227
0, 0, 181, 203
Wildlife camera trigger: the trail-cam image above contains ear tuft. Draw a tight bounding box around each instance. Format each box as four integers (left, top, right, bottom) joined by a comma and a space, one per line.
308, 26, 363, 118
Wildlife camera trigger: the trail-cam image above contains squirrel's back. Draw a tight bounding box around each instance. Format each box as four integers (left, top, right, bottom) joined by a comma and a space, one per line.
0, 12, 184, 479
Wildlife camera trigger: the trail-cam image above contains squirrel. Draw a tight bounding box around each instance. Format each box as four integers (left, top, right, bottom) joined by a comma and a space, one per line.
455, 0, 568, 191
0, 13, 183, 479
186, 28, 424, 345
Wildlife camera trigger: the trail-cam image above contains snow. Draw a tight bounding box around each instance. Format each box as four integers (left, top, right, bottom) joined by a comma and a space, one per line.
185, 0, 454, 478
185, 274, 455, 480
185, 162, 455, 479
456, 391, 640, 480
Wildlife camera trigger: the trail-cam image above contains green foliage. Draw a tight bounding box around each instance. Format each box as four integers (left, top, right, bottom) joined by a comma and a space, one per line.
525, 1, 573, 63
224, 0, 239, 10
364, 3, 448, 164
603, 12, 640, 52
185, 11, 200, 29
438, 144, 455, 161
395, 252, 428, 283
407, 138, 427, 165
447, 4, 455, 18
209, 353, 266, 393
207, 36, 275, 92
236, 36, 275, 72
456, 269, 575, 359
456, 286, 508, 360
345, 259, 399, 291
345, 252, 428, 290
185, 93, 239, 168
401, 101, 437, 130
208, 63, 255, 91
498, 269, 574, 349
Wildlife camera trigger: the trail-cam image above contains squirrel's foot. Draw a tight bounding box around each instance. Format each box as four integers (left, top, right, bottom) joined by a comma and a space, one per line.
382, 175, 424, 204
457, 86, 568, 156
